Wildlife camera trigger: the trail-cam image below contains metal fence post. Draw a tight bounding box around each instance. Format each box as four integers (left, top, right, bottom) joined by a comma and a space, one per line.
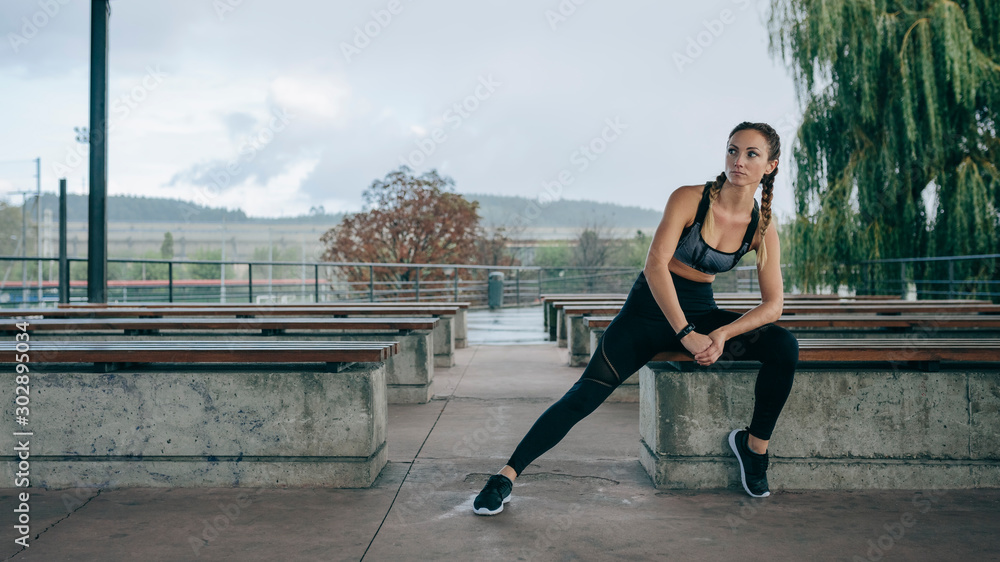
248, 263, 253, 303
314, 264, 319, 303
369, 265, 374, 302
168, 262, 174, 302
948, 260, 955, 299
516, 269, 521, 306
900, 262, 907, 299
415, 267, 421, 302
454, 270, 460, 301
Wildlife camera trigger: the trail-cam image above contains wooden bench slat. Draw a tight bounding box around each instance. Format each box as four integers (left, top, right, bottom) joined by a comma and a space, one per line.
650, 338, 1000, 363
584, 314, 1000, 329
61, 301, 471, 309
0, 307, 461, 318
9, 317, 438, 332
1, 340, 399, 364
563, 303, 1000, 315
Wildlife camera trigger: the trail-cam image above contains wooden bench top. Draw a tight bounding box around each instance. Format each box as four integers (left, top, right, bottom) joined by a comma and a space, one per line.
2, 340, 399, 369
564, 306, 629, 316
541, 294, 628, 301
4, 317, 438, 333
545, 293, 906, 302
584, 314, 1000, 329
60, 301, 472, 309
0, 306, 461, 319
562, 303, 1000, 315
650, 339, 1000, 363
554, 299, 994, 313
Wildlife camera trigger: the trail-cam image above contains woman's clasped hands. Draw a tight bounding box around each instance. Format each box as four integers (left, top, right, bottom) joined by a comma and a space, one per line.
680, 329, 728, 366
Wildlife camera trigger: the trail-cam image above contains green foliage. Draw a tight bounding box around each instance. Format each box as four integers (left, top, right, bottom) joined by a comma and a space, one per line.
536, 229, 651, 269
188, 247, 222, 280
0, 201, 23, 257
534, 243, 573, 268
251, 244, 304, 280
770, 0, 1000, 292
161, 232, 174, 259
610, 230, 653, 269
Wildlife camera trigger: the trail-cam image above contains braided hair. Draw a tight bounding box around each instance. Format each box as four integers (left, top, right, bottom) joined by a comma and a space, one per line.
700, 122, 780, 270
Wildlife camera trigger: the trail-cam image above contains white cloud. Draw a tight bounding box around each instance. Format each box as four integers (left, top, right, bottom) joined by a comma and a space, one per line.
0, 0, 802, 222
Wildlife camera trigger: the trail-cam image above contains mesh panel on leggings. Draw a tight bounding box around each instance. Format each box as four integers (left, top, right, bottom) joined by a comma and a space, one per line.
581, 337, 622, 388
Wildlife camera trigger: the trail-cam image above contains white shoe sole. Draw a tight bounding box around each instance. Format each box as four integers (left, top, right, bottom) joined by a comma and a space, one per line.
729, 429, 770, 498
473, 494, 511, 516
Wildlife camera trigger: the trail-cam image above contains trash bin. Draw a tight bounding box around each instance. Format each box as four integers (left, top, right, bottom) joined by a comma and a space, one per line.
488, 271, 504, 309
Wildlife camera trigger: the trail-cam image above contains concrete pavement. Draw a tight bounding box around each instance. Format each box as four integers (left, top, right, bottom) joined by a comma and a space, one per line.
2, 342, 999, 561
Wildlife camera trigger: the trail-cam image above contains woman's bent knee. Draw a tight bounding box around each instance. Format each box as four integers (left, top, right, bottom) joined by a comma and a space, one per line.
765, 326, 799, 367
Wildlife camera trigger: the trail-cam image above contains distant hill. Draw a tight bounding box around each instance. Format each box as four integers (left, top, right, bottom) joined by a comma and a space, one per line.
24, 192, 662, 229
31, 193, 344, 224
466, 193, 662, 229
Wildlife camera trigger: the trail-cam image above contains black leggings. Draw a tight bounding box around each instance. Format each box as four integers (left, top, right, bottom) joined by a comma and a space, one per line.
506, 271, 799, 476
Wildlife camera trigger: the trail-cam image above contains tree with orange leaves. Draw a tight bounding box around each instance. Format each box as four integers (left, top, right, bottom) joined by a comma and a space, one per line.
321, 166, 514, 293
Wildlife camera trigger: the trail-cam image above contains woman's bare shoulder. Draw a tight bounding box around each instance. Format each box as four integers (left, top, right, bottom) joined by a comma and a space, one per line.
663, 184, 706, 210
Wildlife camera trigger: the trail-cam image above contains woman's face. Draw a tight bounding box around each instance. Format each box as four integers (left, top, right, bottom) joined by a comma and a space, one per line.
725, 129, 777, 188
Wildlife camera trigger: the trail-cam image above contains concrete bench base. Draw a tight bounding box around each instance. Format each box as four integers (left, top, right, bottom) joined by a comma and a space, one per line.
433, 315, 456, 367
38, 331, 432, 404
19, 449, 388, 489
640, 363, 1000, 490
3, 363, 388, 488
454, 308, 467, 349
568, 314, 589, 367
639, 450, 999, 490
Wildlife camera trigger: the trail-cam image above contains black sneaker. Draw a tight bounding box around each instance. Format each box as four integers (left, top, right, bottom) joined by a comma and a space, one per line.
473, 474, 513, 515
728, 428, 771, 498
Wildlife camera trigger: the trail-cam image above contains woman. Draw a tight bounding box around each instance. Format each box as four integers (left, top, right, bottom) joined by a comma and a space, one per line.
473, 122, 799, 515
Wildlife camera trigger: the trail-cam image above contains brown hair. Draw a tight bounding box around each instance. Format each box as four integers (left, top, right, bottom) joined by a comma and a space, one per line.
700, 122, 780, 269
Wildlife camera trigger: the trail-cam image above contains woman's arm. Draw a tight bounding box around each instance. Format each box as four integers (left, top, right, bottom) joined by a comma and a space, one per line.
692, 224, 784, 364
720, 223, 785, 336
643, 186, 702, 334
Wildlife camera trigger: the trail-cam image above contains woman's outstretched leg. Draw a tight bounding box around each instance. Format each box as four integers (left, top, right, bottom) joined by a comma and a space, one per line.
472, 311, 666, 515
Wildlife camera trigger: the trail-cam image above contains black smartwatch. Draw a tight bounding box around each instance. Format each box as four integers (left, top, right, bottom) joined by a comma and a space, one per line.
675, 323, 696, 340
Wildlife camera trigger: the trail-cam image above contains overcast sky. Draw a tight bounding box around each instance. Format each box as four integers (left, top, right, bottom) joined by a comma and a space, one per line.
0, 0, 802, 224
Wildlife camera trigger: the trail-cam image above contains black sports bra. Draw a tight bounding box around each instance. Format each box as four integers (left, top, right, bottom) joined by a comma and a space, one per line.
673, 184, 759, 275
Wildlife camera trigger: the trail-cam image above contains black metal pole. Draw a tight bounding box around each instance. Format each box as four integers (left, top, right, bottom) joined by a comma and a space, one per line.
58, 179, 68, 303
87, 0, 110, 303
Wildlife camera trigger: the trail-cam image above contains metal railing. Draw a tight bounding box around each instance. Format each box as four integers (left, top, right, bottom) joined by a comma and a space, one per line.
853, 254, 1000, 301
0, 257, 552, 308
2, 252, 996, 307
